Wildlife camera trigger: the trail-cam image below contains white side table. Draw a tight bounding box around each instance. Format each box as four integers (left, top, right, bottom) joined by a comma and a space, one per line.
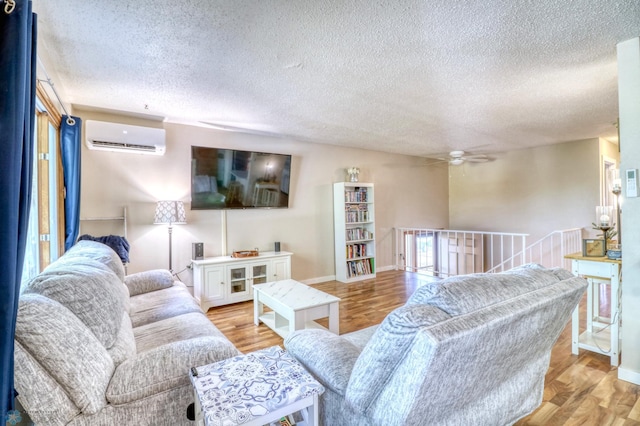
190, 346, 324, 426
566, 253, 621, 366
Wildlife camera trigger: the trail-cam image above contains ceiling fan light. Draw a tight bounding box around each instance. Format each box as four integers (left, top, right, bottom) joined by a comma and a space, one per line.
450, 158, 464, 166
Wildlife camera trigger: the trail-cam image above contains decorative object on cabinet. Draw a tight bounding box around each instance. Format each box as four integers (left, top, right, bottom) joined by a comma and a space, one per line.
582, 239, 606, 257
153, 200, 186, 272
593, 205, 616, 248
333, 182, 376, 283
192, 251, 292, 311
232, 250, 259, 258
607, 244, 622, 260
346, 166, 360, 182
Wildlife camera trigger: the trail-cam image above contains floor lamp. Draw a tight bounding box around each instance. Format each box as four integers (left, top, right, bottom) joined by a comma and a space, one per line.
154, 200, 186, 273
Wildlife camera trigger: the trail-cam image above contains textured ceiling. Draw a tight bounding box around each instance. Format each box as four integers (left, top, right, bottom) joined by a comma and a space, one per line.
32, 1, 640, 157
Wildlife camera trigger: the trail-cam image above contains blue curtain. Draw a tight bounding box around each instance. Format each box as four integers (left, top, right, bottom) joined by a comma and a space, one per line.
61, 115, 82, 250
0, 0, 37, 419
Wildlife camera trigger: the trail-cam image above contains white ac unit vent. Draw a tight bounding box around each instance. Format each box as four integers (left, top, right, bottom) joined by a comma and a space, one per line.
85, 120, 166, 155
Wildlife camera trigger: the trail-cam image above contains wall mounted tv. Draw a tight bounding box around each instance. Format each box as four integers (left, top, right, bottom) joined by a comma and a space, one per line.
191, 146, 292, 210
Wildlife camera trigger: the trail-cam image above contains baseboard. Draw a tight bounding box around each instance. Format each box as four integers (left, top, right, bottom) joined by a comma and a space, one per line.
376, 265, 395, 272
618, 366, 640, 385
301, 266, 396, 285
300, 275, 336, 285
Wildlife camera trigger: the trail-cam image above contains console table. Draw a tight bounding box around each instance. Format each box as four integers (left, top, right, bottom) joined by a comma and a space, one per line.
565, 253, 621, 366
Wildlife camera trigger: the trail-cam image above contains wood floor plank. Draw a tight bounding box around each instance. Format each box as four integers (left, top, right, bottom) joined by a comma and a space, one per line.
204, 270, 640, 425
628, 397, 640, 421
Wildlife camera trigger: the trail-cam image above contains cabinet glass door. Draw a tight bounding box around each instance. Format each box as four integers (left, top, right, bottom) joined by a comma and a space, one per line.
229, 266, 247, 294
252, 264, 268, 285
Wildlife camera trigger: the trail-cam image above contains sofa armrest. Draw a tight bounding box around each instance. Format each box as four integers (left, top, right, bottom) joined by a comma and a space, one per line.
124, 269, 175, 296
106, 336, 240, 404
284, 329, 361, 394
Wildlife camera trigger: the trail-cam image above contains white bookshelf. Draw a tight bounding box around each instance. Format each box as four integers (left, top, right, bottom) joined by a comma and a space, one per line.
333, 182, 376, 283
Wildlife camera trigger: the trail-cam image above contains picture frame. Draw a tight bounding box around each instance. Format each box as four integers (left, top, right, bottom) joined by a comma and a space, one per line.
582, 239, 606, 257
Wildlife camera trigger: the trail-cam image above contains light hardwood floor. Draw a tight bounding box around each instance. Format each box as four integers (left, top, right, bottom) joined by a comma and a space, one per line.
205, 270, 640, 425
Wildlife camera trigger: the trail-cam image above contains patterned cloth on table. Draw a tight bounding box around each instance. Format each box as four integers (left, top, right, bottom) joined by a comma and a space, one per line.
191, 345, 325, 426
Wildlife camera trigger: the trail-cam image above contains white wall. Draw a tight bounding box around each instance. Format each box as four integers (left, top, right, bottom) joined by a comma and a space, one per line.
449, 139, 602, 243
617, 37, 640, 385
77, 109, 449, 285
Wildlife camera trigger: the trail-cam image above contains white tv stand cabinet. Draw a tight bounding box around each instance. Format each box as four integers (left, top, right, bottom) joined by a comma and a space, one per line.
192, 251, 292, 311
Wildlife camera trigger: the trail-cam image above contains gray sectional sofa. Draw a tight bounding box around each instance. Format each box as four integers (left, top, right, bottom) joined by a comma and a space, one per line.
285, 264, 588, 426
14, 240, 239, 425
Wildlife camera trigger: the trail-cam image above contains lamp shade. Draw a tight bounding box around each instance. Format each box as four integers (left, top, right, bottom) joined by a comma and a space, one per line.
154, 201, 186, 225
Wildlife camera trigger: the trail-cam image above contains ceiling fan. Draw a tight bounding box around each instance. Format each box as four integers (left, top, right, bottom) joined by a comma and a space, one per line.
432, 150, 490, 166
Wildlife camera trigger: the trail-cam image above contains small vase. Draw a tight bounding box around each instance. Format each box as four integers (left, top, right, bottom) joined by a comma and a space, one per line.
349, 173, 358, 182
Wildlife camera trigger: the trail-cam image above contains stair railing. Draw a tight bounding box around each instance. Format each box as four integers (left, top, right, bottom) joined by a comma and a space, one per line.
393, 227, 582, 278
486, 228, 582, 273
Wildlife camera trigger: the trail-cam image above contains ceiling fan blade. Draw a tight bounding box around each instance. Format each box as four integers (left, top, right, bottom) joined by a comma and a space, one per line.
425, 149, 493, 166
424, 158, 449, 166
465, 157, 489, 162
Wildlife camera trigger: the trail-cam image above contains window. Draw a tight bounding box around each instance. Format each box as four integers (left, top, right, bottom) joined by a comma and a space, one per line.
21, 85, 64, 287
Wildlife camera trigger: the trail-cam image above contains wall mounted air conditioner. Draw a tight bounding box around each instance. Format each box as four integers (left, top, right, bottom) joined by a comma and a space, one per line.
85, 120, 166, 155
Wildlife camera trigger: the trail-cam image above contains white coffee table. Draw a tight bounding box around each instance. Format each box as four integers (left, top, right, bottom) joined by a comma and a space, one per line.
253, 279, 341, 338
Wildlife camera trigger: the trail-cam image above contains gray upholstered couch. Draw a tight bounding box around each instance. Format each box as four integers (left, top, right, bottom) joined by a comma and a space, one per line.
284, 264, 587, 426
14, 240, 239, 425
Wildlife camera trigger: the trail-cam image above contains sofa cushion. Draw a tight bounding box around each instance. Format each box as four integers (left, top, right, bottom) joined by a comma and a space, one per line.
285, 329, 362, 394
346, 304, 451, 412
51, 243, 132, 313
124, 269, 175, 296
406, 263, 564, 315
107, 312, 136, 366
23, 258, 126, 348
15, 294, 115, 415
107, 336, 240, 405
342, 325, 379, 351
129, 282, 203, 328
134, 311, 231, 354
62, 240, 126, 281
14, 340, 81, 425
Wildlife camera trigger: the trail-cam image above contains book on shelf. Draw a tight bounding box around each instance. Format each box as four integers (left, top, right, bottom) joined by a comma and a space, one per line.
346, 258, 374, 277
346, 243, 367, 259
344, 187, 368, 203
346, 227, 373, 241
345, 204, 370, 223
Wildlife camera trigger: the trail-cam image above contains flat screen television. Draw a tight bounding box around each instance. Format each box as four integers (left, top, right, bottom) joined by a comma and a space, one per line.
191, 146, 292, 210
